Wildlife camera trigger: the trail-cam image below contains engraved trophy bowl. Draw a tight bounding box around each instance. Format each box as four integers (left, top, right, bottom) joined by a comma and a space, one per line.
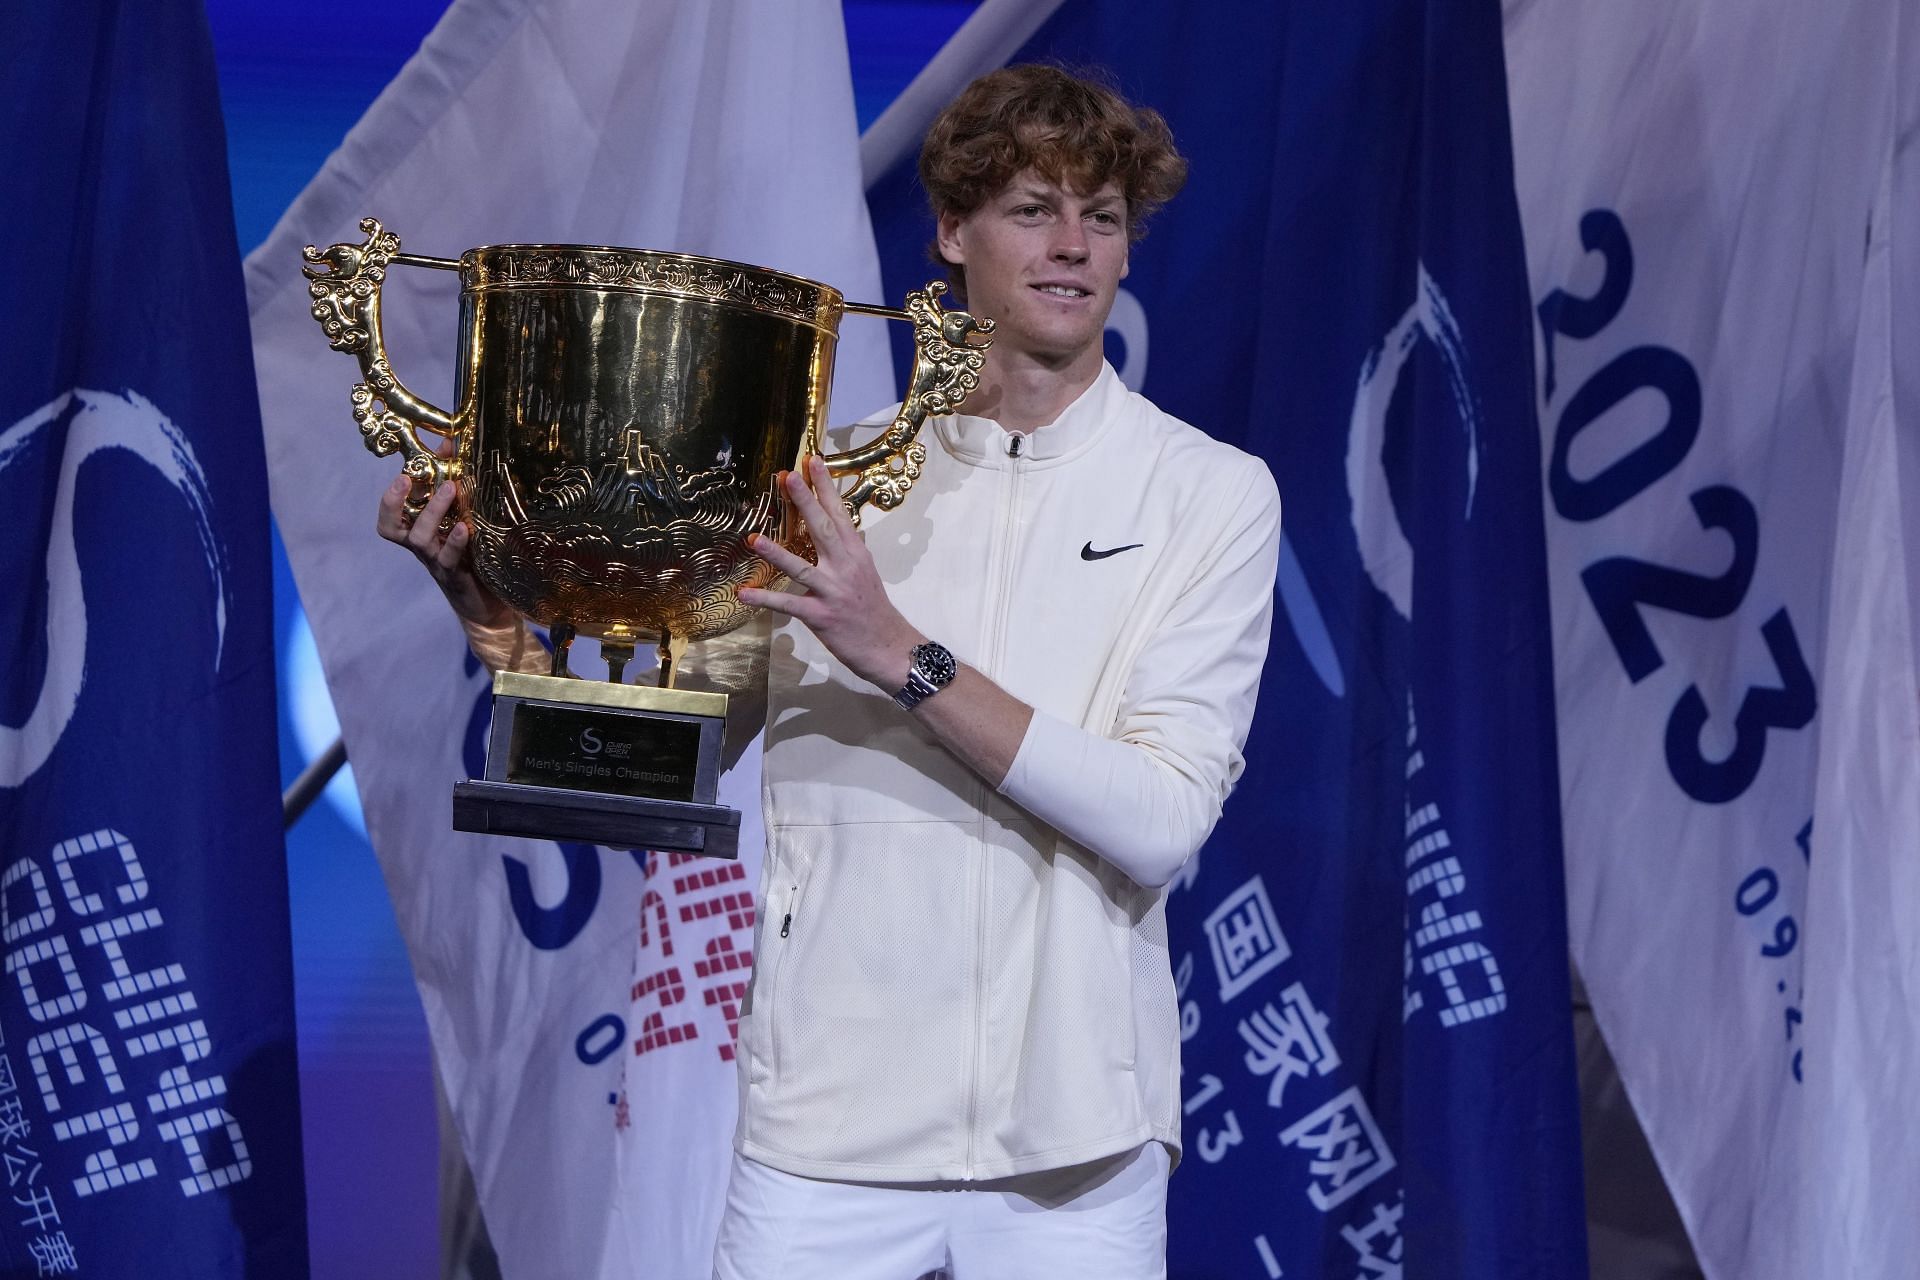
302, 218, 993, 856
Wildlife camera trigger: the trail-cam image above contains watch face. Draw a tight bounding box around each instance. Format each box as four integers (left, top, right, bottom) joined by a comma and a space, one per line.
914, 642, 957, 688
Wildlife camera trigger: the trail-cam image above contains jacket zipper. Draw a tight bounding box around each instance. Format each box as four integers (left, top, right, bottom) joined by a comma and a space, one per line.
770, 870, 805, 1076
964, 431, 1025, 1177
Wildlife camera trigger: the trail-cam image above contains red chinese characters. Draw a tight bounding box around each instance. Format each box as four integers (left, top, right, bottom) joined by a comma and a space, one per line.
629, 854, 757, 1063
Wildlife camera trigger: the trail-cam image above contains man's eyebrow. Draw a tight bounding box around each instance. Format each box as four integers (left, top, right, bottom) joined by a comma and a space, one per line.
1003, 187, 1126, 209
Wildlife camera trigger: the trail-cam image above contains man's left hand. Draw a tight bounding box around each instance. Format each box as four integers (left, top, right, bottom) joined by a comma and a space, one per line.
739, 455, 923, 692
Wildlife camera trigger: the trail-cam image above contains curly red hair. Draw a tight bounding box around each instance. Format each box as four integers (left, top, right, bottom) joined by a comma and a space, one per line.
919, 65, 1188, 290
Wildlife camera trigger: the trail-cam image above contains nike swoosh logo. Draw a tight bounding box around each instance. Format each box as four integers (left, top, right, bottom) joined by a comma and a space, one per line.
1081, 541, 1144, 561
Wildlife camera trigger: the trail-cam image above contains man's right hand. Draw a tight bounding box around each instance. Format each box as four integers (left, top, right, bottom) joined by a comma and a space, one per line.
375, 474, 517, 632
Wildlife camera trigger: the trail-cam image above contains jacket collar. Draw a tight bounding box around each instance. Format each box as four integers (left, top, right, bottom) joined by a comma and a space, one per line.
933, 362, 1124, 467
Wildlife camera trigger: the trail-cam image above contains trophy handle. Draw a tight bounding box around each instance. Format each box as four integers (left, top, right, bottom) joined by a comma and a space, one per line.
819, 281, 994, 521
302, 217, 462, 514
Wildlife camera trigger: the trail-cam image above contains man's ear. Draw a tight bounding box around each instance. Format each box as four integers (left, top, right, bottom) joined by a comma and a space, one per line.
1120, 247, 1130, 281
934, 210, 967, 266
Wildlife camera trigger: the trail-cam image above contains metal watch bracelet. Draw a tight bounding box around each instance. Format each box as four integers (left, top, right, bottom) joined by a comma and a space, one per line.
892, 640, 956, 710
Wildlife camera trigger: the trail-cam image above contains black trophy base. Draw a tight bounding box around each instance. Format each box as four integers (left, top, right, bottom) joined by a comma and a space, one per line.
452, 779, 740, 859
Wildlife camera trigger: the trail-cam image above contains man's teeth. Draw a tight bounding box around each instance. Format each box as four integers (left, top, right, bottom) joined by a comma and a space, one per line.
1036, 285, 1088, 297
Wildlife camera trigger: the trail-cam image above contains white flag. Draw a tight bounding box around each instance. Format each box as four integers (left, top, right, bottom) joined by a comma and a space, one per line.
1796, 16, 1920, 1274
243, 1, 890, 1276
1503, 2, 1911, 1277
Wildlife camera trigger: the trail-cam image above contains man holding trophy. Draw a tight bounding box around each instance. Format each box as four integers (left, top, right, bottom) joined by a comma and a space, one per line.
369, 65, 1280, 1279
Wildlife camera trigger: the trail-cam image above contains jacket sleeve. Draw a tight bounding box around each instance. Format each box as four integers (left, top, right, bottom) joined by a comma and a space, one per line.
996, 459, 1282, 888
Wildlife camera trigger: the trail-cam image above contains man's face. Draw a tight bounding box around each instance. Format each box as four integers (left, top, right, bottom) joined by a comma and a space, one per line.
935, 170, 1130, 372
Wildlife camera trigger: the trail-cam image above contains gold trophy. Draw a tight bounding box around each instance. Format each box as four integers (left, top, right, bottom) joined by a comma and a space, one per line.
302, 218, 992, 858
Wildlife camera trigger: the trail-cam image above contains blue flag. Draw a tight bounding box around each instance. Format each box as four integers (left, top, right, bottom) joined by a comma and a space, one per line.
0, 2, 309, 1275
869, 2, 1586, 1275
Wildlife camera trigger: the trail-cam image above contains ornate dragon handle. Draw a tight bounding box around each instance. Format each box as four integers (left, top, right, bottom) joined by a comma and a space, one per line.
302, 218, 460, 514
821, 281, 994, 521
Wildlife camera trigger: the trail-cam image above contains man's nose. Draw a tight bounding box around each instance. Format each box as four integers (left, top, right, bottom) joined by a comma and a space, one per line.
1049, 219, 1089, 261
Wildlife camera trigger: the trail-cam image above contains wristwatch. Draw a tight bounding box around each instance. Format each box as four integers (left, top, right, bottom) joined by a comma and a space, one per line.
892, 641, 957, 710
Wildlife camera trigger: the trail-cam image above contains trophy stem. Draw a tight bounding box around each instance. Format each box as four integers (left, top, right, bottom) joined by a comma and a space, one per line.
549, 623, 576, 678
658, 630, 686, 691
602, 633, 637, 684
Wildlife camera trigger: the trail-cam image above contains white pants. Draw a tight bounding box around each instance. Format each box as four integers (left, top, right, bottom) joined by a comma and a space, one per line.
711, 1142, 1170, 1280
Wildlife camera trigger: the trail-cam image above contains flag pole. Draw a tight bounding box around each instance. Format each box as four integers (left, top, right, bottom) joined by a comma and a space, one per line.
283, 735, 348, 827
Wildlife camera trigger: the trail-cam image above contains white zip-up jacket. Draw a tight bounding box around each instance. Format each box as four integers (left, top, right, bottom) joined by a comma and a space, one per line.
736, 363, 1282, 1182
